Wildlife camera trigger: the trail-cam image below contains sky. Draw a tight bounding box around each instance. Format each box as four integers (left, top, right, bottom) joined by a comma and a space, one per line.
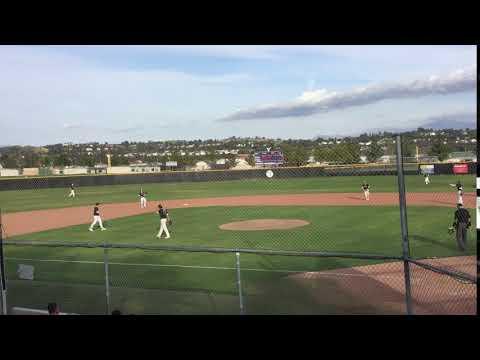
0, 45, 476, 146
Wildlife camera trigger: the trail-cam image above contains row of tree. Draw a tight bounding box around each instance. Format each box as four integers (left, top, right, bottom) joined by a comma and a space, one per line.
280, 143, 384, 166
0, 139, 473, 169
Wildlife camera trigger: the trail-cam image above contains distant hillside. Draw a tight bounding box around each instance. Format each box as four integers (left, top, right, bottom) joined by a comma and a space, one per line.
421, 120, 476, 130
419, 112, 476, 130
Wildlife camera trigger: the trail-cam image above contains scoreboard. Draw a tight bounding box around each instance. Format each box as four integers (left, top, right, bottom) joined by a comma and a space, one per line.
254, 150, 284, 166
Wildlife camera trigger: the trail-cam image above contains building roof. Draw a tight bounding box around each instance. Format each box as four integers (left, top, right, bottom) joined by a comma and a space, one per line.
448, 151, 475, 159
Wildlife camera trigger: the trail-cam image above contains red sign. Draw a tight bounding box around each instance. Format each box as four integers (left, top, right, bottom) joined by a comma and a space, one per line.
453, 163, 469, 174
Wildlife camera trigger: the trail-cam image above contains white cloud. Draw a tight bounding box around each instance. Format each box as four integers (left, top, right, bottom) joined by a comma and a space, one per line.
219, 66, 477, 121
0, 46, 476, 145
0, 46, 253, 145
63, 123, 82, 129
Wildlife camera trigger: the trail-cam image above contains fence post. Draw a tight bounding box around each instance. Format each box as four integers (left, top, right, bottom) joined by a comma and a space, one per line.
235, 252, 245, 315
104, 242, 111, 315
395, 135, 413, 315
0, 209, 7, 315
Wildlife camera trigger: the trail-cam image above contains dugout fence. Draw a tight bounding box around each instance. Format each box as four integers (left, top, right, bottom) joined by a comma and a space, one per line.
0, 135, 477, 315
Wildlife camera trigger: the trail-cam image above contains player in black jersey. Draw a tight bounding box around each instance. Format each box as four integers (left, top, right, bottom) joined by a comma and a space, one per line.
89, 202, 106, 231
139, 188, 147, 208
156, 204, 171, 239
449, 180, 464, 205
361, 181, 370, 201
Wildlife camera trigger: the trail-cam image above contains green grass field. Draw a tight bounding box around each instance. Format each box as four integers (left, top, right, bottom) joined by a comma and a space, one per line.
4, 204, 476, 314
0, 174, 475, 213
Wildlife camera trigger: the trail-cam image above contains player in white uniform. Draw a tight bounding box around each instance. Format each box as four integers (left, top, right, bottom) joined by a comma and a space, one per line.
89, 203, 106, 231
139, 188, 147, 208
424, 174, 430, 185
68, 183, 76, 198
361, 182, 370, 201
449, 181, 464, 205
156, 204, 171, 239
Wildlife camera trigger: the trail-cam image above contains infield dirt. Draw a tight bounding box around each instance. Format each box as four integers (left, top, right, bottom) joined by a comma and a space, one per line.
2, 192, 475, 237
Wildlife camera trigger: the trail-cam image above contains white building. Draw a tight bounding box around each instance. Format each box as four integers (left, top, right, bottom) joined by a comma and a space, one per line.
107, 166, 132, 174
23, 168, 39, 176
445, 152, 477, 163
232, 159, 253, 170
379, 155, 396, 163
192, 161, 211, 171
0, 168, 20, 177
52, 167, 89, 175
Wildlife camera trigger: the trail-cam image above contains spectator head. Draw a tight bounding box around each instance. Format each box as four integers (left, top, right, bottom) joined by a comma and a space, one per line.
158, 204, 163, 209
47, 302, 59, 315
457, 203, 463, 209
111, 309, 122, 315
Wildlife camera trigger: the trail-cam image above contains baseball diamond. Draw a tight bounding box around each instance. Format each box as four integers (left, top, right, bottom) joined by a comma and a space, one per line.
1, 45, 477, 316
0, 173, 476, 315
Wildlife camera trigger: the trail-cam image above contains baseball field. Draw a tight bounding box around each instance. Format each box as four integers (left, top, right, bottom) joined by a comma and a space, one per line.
1, 174, 477, 314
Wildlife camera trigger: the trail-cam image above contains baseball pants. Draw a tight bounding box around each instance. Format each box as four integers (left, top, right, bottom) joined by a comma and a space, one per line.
363, 190, 370, 200
455, 222, 468, 251
68, 190, 75, 197
140, 197, 147, 208
90, 216, 105, 230
157, 218, 170, 238
457, 193, 463, 205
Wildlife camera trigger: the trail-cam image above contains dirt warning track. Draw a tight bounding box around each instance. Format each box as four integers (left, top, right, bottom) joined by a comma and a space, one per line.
2, 192, 475, 237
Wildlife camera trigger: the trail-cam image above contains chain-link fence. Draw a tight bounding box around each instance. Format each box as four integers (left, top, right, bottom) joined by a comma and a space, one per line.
2, 244, 475, 315
0, 135, 476, 315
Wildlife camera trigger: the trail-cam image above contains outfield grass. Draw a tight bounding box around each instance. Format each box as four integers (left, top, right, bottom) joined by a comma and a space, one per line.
4, 205, 476, 314
0, 174, 475, 213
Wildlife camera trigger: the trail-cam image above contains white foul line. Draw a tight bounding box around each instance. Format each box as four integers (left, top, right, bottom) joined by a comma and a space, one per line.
4, 257, 369, 277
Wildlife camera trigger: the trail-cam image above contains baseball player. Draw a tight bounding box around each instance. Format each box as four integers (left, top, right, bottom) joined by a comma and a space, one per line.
138, 188, 147, 208
89, 202, 106, 231
424, 174, 430, 185
68, 183, 76, 198
156, 204, 171, 239
449, 181, 464, 205
451, 203, 471, 251
361, 181, 370, 201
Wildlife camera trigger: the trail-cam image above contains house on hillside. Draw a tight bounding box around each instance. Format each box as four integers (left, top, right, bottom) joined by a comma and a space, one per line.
379, 155, 396, 163
186, 161, 211, 171
445, 151, 477, 163
94, 164, 108, 174
52, 166, 90, 175
128, 163, 162, 173
22, 168, 39, 176
0, 168, 20, 177
232, 159, 253, 170
235, 154, 250, 161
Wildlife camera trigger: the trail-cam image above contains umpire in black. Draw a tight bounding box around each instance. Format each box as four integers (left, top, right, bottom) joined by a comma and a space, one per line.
452, 203, 471, 251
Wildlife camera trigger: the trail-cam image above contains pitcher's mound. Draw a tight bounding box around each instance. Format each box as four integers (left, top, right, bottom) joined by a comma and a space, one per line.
219, 219, 310, 231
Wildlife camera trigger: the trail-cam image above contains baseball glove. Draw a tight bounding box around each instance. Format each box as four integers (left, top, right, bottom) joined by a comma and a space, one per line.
447, 226, 455, 235
168, 219, 172, 226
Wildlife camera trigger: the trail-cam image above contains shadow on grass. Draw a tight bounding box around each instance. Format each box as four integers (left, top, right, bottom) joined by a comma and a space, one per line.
242, 257, 406, 315
410, 234, 458, 252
